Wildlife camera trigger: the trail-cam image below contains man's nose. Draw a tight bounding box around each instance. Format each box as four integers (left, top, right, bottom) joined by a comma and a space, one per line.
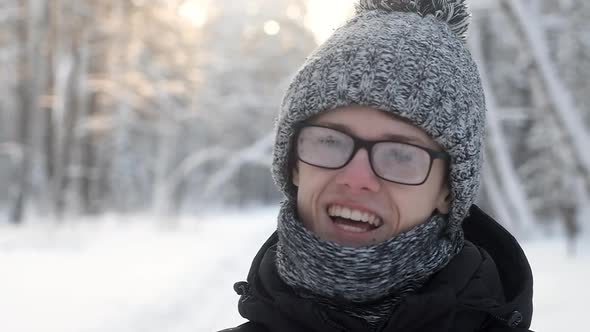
334, 148, 381, 192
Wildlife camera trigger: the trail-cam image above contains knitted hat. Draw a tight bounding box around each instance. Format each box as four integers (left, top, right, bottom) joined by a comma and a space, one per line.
272, 0, 486, 237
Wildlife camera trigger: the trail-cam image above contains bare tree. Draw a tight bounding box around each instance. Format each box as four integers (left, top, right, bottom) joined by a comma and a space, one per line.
500, 0, 590, 181
11, 0, 49, 223
469, 16, 536, 233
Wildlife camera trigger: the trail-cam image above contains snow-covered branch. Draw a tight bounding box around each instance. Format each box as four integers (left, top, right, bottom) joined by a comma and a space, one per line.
203, 132, 274, 195
470, 18, 536, 232
501, 0, 590, 179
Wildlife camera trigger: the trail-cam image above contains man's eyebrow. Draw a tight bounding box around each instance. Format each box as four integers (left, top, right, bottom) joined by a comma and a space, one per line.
315, 121, 429, 145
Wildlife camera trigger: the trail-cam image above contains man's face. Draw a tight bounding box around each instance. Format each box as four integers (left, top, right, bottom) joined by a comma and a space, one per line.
292, 106, 450, 247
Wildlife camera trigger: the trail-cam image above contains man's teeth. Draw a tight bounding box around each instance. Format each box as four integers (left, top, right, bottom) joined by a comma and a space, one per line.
328, 205, 382, 227
336, 224, 367, 233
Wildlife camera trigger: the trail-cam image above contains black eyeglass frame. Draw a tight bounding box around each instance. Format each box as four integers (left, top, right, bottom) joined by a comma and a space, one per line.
293, 123, 451, 186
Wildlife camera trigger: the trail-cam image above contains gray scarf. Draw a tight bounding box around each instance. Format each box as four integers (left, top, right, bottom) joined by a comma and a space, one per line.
275, 199, 463, 328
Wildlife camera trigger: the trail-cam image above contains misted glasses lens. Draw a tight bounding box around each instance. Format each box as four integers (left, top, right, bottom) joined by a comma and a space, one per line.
371, 142, 431, 184
296, 126, 353, 168
296, 126, 434, 185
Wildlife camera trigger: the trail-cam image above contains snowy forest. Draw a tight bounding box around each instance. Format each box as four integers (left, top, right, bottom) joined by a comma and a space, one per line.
0, 0, 589, 238
1, 1, 589, 331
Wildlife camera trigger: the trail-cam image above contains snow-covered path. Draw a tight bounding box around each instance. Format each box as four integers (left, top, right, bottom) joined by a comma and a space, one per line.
0, 207, 586, 332
0, 208, 276, 332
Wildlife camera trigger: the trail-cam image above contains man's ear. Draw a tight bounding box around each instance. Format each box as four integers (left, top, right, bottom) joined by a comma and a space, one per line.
292, 165, 299, 187
436, 186, 451, 214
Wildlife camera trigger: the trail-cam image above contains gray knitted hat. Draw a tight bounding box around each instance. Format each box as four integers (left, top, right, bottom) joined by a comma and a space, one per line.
272, 0, 486, 237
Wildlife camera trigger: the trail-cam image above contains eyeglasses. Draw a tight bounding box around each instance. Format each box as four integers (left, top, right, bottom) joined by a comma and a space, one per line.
294, 124, 450, 185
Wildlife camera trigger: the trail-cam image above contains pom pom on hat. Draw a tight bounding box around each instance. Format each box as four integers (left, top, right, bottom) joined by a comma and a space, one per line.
355, 0, 471, 41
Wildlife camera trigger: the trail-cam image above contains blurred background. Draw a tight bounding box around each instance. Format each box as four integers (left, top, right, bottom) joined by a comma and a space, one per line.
0, 0, 588, 331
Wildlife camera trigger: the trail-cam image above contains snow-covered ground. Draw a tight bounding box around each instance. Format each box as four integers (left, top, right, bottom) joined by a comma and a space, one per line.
0, 207, 586, 332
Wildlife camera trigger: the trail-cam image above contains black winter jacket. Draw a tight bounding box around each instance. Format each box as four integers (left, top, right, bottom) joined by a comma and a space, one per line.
220, 205, 534, 332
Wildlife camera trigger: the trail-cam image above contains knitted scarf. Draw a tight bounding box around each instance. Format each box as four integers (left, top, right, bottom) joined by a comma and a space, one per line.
275, 199, 463, 328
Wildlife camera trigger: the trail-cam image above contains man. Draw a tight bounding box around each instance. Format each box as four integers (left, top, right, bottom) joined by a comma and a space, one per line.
222, 0, 534, 331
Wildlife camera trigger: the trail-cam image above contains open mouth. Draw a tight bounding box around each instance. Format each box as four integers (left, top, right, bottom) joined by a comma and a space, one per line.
327, 204, 383, 233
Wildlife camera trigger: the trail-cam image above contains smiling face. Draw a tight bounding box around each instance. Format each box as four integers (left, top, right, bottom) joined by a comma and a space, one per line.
292, 105, 451, 247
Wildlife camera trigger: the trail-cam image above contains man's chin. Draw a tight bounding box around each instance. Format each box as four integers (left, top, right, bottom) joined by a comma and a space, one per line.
321, 217, 386, 247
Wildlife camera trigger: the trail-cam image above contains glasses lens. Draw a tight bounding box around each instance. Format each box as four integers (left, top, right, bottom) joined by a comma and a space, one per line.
372, 142, 431, 184
296, 126, 354, 168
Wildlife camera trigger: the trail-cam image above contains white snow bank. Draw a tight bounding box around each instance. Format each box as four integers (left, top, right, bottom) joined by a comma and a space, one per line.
0, 207, 585, 332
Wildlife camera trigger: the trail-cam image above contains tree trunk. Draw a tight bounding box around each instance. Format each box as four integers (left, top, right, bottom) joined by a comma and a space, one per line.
470, 16, 536, 233
500, 0, 590, 182
11, 0, 45, 223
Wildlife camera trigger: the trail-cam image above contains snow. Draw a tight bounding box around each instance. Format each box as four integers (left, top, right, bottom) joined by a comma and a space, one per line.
0, 207, 585, 332
469, 21, 537, 234
505, 0, 590, 177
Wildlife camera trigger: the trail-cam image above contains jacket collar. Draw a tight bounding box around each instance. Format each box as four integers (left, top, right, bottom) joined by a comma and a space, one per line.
235, 205, 533, 331
462, 205, 534, 328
